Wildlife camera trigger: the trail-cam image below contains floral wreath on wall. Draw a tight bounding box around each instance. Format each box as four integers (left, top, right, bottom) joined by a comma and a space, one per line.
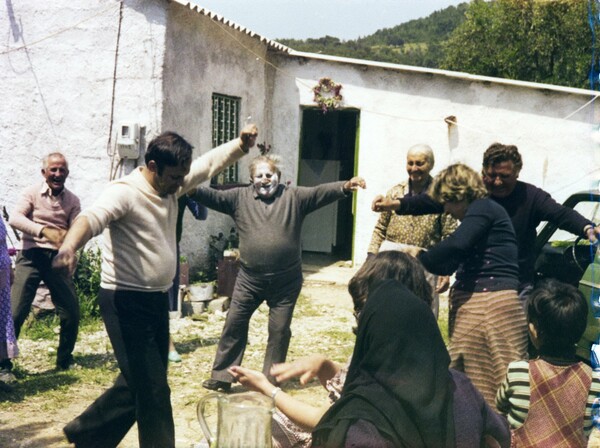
312, 77, 343, 113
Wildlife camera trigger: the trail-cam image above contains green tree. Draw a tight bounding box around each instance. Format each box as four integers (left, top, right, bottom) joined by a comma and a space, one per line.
277, 3, 469, 69
442, 0, 596, 88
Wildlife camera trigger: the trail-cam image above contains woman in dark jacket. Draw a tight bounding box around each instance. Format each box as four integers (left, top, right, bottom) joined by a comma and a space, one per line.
372, 163, 528, 406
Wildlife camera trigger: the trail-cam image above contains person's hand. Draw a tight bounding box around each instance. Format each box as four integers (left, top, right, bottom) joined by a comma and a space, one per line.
343, 177, 366, 193
228, 366, 274, 396
436, 275, 450, 294
52, 248, 78, 277
41, 227, 67, 246
239, 124, 258, 153
371, 195, 400, 213
586, 224, 600, 244
270, 354, 328, 385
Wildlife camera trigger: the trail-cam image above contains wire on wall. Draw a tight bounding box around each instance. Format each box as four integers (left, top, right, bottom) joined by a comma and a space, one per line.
107, 1, 124, 181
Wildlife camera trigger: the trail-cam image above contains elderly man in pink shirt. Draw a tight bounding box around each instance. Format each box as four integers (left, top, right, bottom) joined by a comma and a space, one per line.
7, 152, 81, 372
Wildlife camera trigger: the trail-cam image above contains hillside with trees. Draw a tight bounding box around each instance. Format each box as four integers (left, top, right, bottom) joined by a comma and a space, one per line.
278, 3, 469, 68
278, 0, 598, 89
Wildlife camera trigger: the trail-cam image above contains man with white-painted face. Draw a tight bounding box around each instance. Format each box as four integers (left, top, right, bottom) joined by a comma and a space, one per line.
8, 152, 80, 374
191, 155, 366, 391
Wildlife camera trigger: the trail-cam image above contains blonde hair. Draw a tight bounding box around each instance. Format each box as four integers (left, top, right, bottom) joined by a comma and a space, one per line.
428, 163, 487, 204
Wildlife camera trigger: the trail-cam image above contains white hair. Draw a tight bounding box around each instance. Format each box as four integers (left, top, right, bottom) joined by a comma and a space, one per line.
407, 144, 434, 167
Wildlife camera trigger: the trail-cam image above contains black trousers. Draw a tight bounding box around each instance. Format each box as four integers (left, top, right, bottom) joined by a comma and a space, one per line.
64, 288, 174, 448
210, 263, 303, 383
11, 248, 80, 368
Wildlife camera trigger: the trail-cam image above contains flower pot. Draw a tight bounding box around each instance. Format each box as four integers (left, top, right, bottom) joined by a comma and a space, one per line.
189, 283, 214, 302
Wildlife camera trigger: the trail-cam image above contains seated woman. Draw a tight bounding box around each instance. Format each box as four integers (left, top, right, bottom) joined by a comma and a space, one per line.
312, 279, 510, 448
230, 252, 509, 447
372, 163, 528, 406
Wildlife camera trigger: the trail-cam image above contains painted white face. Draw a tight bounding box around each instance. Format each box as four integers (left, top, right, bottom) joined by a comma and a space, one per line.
251, 161, 280, 198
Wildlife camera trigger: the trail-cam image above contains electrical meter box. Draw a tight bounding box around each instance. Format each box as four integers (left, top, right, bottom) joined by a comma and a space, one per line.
116, 122, 140, 159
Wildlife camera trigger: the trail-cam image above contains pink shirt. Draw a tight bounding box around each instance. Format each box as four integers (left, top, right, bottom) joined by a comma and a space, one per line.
9, 182, 81, 250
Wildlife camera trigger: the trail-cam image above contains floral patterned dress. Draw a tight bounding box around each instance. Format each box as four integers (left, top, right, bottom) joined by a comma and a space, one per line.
271, 365, 347, 448
0, 219, 18, 363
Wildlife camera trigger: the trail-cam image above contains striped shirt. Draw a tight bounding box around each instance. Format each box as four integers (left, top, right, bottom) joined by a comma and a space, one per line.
496, 359, 600, 437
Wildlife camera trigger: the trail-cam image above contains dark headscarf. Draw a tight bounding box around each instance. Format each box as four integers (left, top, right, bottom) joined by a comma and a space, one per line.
312, 279, 455, 448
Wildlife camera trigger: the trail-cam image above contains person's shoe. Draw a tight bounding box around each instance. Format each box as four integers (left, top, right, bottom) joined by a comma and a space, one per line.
168, 350, 182, 363
202, 378, 231, 392
0, 368, 16, 384
57, 358, 80, 371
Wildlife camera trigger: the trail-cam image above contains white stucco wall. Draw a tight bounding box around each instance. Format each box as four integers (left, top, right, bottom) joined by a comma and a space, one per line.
270, 54, 600, 265
1, 0, 168, 235
5, 1, 599, 274
162, 5, 270, 272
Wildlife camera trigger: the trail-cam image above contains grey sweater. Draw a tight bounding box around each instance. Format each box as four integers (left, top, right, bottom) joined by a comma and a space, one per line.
191, 182, 348, 272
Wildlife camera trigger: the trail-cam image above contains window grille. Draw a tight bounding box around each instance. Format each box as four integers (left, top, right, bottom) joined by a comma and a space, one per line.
211, 93, 240, 185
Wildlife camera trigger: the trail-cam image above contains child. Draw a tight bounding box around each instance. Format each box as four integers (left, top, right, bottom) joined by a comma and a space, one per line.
496, 278, 600, 447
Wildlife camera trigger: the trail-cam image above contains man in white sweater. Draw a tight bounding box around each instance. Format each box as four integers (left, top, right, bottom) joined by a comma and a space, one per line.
53, 126, 257, 448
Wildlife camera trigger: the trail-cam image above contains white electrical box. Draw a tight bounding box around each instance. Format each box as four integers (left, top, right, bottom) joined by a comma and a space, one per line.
116, 122, 140, 159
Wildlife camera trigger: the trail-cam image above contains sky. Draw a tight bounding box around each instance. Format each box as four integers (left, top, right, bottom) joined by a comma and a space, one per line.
195, 0, 468, 40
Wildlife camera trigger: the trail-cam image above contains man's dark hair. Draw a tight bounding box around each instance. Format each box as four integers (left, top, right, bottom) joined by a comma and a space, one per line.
527, 279, 587, 358
145, 132, 193, 175
482, 143, 523, 171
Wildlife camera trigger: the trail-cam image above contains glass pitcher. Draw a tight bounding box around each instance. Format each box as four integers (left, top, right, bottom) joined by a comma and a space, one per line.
197, 391, 274, 448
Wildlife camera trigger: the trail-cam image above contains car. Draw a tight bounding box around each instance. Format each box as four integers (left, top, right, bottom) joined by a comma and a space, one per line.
534, 189, 600, 363
534, 190, 600, 286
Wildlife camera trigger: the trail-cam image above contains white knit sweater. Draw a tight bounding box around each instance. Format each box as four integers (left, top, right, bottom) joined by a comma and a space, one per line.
81, 138, 246, 291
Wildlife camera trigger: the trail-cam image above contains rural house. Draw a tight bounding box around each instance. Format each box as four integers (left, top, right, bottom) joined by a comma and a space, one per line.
2, 0, 599, 270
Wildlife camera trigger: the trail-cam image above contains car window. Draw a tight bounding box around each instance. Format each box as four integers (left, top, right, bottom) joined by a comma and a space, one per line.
547, 200, 600, 244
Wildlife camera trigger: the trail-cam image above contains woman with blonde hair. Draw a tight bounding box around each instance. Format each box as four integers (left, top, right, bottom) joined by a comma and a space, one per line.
372, 163, 528, 405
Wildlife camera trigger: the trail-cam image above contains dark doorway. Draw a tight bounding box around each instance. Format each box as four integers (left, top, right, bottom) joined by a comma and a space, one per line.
298, 108, 360, 260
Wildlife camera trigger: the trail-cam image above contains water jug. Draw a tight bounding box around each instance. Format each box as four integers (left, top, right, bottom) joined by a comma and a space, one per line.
197, 391, 274, 448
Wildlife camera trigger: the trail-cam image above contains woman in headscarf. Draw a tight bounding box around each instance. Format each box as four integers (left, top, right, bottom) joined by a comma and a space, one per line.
312, 278, 510, 448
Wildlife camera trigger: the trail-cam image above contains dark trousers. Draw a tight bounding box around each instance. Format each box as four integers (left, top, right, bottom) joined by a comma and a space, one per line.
211, 263, 303, 383
11, 248, 80, 368
64, 288, 174, 448
167, 245, 180, 312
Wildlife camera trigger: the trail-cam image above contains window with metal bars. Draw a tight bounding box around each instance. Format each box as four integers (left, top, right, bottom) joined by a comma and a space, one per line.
211, 93, 241, 185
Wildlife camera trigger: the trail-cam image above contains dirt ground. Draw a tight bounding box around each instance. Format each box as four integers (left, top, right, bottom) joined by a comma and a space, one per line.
4, 274, 599, 448
0, 280, 355, 448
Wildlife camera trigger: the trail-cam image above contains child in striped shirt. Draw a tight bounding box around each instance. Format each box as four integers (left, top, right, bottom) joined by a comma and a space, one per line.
496, 278, 600, 447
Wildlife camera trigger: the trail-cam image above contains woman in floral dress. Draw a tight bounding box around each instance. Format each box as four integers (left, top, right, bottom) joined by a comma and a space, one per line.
0, 218, 18, 384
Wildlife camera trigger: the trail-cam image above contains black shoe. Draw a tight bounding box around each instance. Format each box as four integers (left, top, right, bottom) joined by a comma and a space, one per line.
202, 378, 231, 392
57, 357, 79, 371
